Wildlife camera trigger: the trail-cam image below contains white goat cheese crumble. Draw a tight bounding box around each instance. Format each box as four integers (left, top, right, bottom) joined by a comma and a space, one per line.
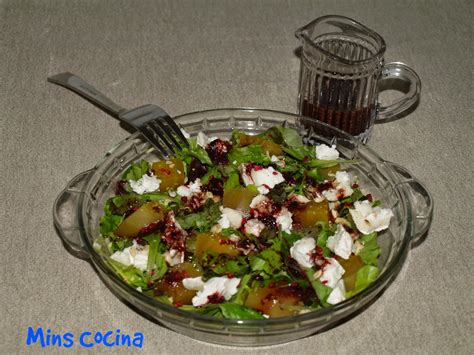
190, 276, 240, 307
239, 164, 285, 195
327, 224, 353, 259
276, 207, 293, 233
218, 207, 244, 229
315, 144, 340, 160
182, 276, 205, 291
327, 279, 346, 305
180, 128, 191, 139
196, 132, 218, 148
244, 219, 265, 237
177, 178, 202, 197
250, 194, 269, 208
110, 240, 149, 271
164, 248, 184, 266
322, 171, 354, 201
290, 237, 316, 269
349, 200, 393, 234
129, 174, 161, 195
320, 258, 345, 288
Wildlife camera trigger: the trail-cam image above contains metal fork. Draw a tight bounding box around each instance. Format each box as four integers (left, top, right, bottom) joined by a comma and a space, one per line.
47, 72, 189, 157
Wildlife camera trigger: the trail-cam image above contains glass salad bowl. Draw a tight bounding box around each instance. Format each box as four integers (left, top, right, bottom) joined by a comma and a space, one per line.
53, 108, 433, 346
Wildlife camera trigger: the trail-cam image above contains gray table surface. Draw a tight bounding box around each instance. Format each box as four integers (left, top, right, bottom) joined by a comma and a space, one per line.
1, 0, 473, 353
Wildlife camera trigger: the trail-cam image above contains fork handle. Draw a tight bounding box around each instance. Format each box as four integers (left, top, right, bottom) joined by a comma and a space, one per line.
48, 72, 126, 118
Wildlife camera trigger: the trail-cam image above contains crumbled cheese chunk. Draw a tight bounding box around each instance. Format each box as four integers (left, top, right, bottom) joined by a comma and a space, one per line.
196, 132, 218, 148
290, 237, 316, 269
315, 144, 340, 160
349, 200, 393, 234
320, 258, 345, 288
191, 277, 240, 307
352, 240, 364, 255
322, 171, 354, 201
218, 207, 244, 229
244, 219, 265, 237
327, 224, 353, 259
239, 164, 285, 195
129, 174, 161, 195
180, 128, 191, 139
250, 194, 269, 208
110, 240, 149, 271
182, 276, 205, 291
177, 178, 202, 197
327, 279, 346, 305
270, 155, 286, 168
289, 193, 310, 204
164, 248, 184, 266
276, 207, 293, 233
251, 166, 285, 191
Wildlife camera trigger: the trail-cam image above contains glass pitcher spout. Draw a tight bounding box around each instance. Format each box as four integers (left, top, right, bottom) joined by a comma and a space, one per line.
295, 15, 386, 67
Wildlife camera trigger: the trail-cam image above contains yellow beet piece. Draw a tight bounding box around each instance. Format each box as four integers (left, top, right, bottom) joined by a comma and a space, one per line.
245, 286, 303, 318
115, 202, 164, 238
238, 133, 283, 156
223, 187, 257, 211
319, 164, 340, 181
151, 159, 185, 191
338, 254, 364, 291
195, 233, 240, 259
293, 200, 329, 227
155, 262, 202, 305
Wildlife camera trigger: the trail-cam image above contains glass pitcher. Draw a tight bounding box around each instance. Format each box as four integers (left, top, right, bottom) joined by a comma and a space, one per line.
296, 15, 421, 142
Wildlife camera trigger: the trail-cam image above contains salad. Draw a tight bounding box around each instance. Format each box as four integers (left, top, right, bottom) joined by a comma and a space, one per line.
95, 127, 393, 319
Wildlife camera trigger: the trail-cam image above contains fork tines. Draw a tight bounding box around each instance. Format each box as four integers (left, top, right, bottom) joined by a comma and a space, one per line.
141, 116, 189, 158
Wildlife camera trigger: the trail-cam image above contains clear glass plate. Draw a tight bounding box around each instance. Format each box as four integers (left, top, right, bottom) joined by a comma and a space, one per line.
53, 108, 433, 346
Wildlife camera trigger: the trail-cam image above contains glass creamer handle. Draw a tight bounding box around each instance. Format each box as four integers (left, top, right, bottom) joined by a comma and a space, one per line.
384, 161, 433, 248
53, 170, 95, 260
376, 62, 421, 123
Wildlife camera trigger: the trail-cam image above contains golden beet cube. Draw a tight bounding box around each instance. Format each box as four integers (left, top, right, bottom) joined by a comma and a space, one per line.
195, 233, 240, 259
293, 200, 329, 227
223, 187, 257, 212
245, 285, 303, 318
115, 202, 164, 238
155, 262, 202, 305
151, 159, 185, 191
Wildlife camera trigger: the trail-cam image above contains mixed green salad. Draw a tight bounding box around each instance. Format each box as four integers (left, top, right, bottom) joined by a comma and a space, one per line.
94, 127, 393, 319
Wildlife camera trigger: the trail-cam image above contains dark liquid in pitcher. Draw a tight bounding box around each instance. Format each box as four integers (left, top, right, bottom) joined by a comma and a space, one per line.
298, 38, 378, 137
301, 99, 373, 137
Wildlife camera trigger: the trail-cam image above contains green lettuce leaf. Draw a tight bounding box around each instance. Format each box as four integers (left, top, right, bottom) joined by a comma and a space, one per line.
175, 200, 221, 232
282, 146, 315, 161
218, 303, 265, 319
211, 256, 250, 276
346, 265, 380, 297
249, 249, 282, 278
227, 145, 271, 165
176, 138, 212, 165
143, 235, 168, 281
223, 171, 240, 189
306, 269, 332, 307
100, 214, 123, 236
307, 158, 357, 168
316, 223, 332, 257
180, 303, 264, 320
107, 259, 147, 289
122, 160, 150, 181
201, 165, 222, 184
232, 274, 252, 305
358, 232, 380, 266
